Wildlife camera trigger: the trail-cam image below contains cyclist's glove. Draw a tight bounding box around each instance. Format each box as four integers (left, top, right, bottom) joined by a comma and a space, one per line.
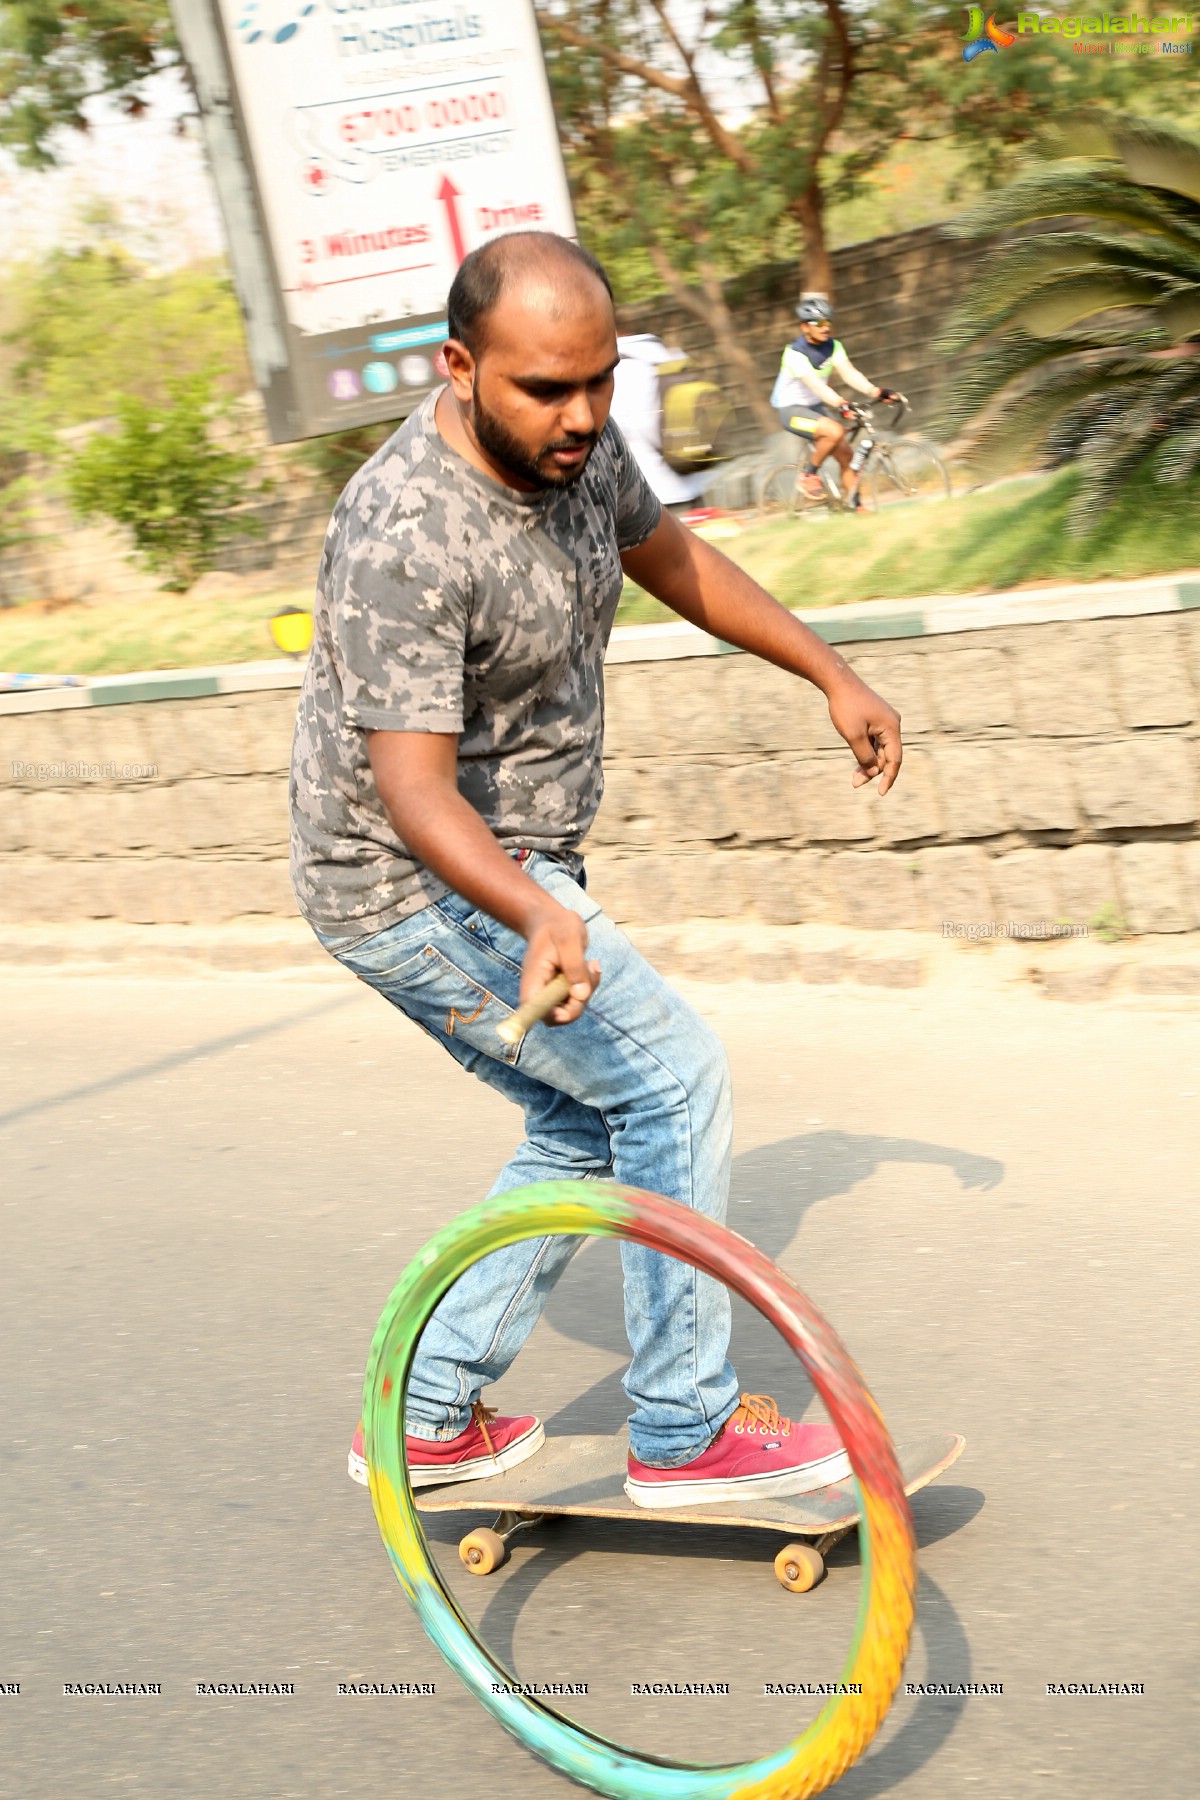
838, 403, 858, 422
875, 387, 901, 403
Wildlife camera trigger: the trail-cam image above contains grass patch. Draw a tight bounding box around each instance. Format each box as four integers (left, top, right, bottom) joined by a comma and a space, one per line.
621, 465, 1200, 621
3, 466, 1198, 677
0, 583, 314, 679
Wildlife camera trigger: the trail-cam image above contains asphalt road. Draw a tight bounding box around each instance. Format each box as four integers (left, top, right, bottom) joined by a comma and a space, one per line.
1, 966, 1197, 1799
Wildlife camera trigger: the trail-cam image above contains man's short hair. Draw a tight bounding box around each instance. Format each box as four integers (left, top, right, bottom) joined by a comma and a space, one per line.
447, 232, 614, 356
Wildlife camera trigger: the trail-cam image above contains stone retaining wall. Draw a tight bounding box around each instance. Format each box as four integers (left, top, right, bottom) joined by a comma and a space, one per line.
4, 587, 1199, 937
586, 614, 1200, 938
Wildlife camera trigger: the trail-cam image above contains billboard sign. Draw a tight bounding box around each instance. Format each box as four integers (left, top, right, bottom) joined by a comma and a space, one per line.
171, 0, 576, 441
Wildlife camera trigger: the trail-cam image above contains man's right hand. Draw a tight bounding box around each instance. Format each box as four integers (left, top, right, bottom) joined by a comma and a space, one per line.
366, 728, 601, 1026
520, 897, 601, 1026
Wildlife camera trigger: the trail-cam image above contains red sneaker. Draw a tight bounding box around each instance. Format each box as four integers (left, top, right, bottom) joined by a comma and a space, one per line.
348, 1401, 544, 1490
624, 1393, 851, 1509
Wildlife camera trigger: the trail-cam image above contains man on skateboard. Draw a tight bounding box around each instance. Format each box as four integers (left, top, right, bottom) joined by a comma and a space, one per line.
289, 232, 903, 1510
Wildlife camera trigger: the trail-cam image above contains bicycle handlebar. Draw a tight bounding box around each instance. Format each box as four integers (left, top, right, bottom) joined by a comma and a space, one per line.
845, 396, 908, 428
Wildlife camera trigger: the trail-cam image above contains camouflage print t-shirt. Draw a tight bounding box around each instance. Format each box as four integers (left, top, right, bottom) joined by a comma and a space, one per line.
289, 390, 662, 934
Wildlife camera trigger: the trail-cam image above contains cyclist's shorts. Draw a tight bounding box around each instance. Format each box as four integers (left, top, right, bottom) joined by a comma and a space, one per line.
776, 404, 834, 438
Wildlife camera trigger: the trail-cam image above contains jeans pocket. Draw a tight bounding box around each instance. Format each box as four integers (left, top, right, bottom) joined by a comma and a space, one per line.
340, 941, 431, 984
344, 936, 524, 1067
332, 920, 432, 982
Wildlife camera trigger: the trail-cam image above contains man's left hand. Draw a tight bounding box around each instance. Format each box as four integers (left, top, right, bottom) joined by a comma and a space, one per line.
825, 674, 903, 795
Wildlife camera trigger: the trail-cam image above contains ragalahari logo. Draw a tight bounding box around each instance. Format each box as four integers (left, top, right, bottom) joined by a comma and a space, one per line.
962, 7, 1018, 57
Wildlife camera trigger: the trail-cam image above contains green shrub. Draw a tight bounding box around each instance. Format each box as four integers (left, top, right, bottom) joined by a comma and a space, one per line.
65, 372, 271, 592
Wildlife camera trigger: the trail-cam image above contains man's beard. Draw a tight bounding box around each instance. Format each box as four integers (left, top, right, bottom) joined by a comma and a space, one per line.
470, 379, 598, 489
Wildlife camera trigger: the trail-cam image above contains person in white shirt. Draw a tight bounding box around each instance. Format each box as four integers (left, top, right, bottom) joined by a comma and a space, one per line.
770, 298, 901, 505
611, 334, 711, 509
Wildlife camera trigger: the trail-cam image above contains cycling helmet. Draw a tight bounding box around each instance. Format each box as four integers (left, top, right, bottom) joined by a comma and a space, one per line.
795, 297, 833, 323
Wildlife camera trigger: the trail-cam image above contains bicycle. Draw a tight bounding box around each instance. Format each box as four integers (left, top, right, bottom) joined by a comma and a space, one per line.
757, 398, 951, 518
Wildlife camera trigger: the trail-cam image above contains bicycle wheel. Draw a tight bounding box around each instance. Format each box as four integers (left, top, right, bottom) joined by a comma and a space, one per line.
757, 458, 803, 518
758, 457, 831, 519
859, 439, 950, 511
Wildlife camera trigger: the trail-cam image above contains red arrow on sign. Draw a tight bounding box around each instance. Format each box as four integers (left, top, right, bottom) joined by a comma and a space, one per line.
436, 174, 466, 267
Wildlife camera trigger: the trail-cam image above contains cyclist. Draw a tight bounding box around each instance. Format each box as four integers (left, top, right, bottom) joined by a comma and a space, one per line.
770, 298, 902, 506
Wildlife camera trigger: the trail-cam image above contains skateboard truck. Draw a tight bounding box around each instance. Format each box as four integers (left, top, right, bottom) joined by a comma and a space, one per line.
457, 1509, 840, 1593
458, 1508, 550, 1575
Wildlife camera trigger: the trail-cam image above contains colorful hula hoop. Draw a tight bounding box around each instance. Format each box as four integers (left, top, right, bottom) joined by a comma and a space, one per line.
363, 1181, 916, 1799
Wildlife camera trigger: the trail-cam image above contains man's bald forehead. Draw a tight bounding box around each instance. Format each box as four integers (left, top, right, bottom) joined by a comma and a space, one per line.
488, 233, 606, 295
495, 267, 609, 330
447, 232, 614, 355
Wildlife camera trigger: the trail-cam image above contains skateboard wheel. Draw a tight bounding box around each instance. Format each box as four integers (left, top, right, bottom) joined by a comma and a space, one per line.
774, 1543, 824, 1593
458, 1527, 507, 1576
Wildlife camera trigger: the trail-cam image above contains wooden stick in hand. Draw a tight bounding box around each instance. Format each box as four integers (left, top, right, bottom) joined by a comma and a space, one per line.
496, 975, 572, 1045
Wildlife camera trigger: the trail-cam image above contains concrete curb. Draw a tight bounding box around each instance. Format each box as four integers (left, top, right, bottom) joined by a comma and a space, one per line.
3, 919, 1198, 1004
607, 570, 1200, 665
4, 571, 1199, 713
0, 660, 305, 715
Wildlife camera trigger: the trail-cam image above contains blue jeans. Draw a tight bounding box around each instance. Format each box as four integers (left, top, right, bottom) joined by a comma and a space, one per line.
314, 852, 739, 1466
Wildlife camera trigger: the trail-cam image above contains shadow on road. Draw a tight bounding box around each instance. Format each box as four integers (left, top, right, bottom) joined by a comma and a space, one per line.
817, 1571, 978, 1799
456, 1534, 977, 1794
538, 1129, 1003, 1436
422, 1483, 985, 1569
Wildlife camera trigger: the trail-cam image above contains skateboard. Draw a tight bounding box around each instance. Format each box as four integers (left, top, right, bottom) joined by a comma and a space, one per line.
417, 1429, 964, 1594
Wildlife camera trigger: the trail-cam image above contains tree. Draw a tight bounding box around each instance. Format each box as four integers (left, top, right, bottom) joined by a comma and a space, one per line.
0, 207, 260, 579
7, 1, 1198, 287
540, 0, 868, 299
0, 1, 178, 168
937, 113, 1200, 523
64, 370, 270, 590
0, 225, 250, 459
904, 19, 1200, 196
539, 0, 934, 432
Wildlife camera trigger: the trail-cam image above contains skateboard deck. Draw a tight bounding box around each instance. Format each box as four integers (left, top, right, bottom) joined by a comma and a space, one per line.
417, 1430, 965, 1590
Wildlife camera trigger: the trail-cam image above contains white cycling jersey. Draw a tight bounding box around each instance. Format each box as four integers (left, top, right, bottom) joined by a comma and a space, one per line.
770, 336, 879, 412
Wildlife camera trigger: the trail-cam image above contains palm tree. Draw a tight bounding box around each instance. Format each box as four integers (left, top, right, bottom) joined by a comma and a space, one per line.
937, 113, 1200, 523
